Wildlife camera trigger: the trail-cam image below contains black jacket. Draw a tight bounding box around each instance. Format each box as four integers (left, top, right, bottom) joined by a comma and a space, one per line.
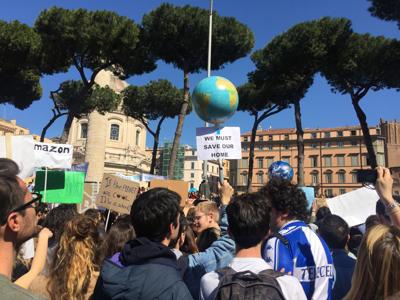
93, 237, 193, 300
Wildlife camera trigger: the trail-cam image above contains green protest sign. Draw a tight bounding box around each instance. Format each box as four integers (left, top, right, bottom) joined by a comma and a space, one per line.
35, 170, 85, 204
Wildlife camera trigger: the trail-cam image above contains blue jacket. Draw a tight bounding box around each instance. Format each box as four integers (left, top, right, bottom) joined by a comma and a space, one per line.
182, 205, 235, 299
93, 237, 192, 300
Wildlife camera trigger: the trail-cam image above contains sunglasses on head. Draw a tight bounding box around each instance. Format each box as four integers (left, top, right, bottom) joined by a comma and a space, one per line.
1, 192, 42, 224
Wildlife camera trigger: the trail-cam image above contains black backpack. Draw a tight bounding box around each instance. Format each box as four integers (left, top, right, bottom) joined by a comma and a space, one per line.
215, 267, 285, 300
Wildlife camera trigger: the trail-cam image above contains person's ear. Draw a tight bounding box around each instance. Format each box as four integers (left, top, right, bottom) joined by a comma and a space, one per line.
6, 212, 22, 232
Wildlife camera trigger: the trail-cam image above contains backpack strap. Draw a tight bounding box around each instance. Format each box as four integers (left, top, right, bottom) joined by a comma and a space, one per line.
216, 266, 236, 278
257, 269, 285, 299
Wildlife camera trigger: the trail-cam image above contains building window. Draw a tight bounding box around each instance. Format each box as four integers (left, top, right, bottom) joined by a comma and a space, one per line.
192, 150, 196, 155
325, 189, 333, 197
242, 145, 248, 151
283, 144, 289, 150
338, 171, 346, 184
311, 143, 318, 149
269, 135, 273, 141
351, 140, 358, 146
311, 172, 319, 184
110, 124, 120, 141
351, 172, 358, 183
190, 183, 194, 189
282, 156, 290, 164
284, 134, 289, 140
241, 158, 249, 169
323, 156, 332, 167
337, 155, 345, 167
337, 141, 344, 148
324, 142, 331, 148
350, 155, 359, 166
212, 166, 214, 173
190, 173, 195, 178
339, 188, 346, 195
376, 128, 381, 135
257, 173, 264, 184
135, 129, 140, 146
80, 123, 88, 139
337, 131, 343, 137
311, 132, 317, 139
351, 130, 357, 136
267, 144, 273, 150
258, 158, 263, 168
244, 137, 248, 142
259, 136, 264, 141
362, 155, 368, 166
324, 171, 333, 184
191, 162, 195, 169
258, 145, 263, 150
324, 132, 331, 138
266, 157, 274, 168
310, 156, 318, 168
241, 173, 248, 185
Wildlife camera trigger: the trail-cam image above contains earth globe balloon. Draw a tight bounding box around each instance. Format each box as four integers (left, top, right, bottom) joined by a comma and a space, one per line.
268, 161, 294, 181
192, 76, 239, 125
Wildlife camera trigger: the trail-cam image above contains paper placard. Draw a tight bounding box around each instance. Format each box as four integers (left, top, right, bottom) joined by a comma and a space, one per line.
96, 174, 140, 214
34, 142, 73, 169
327, 187, 379, 227
150, 179, 189, 207
196, 126, 242, 160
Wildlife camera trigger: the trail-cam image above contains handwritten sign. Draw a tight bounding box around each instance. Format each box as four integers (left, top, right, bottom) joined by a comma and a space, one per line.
96, 174, 140, 214
150, 179, 189, 207
196, 126, 242, 160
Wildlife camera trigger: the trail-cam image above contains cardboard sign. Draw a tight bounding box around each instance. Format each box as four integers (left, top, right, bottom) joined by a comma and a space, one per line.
196, 126, 242, 160
96, 174, 140, 214
0, 135, 35, 179
150, 179, 189, 207
34, 142, 73, 169
35, 170, 85, 204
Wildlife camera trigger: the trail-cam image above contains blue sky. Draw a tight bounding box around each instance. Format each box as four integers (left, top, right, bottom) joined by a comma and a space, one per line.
0, 0, 399, 148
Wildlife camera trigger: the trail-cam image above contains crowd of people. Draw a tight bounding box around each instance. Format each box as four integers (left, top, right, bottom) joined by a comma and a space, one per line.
0, 157, 400, 299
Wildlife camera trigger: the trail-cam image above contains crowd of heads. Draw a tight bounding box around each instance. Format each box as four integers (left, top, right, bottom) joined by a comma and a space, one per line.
1, 157, 400, 300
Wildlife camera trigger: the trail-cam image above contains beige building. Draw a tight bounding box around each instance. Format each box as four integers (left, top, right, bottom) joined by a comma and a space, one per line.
0, 118, 52, 143
231, 123, 390, 197
68, 70, 150, 182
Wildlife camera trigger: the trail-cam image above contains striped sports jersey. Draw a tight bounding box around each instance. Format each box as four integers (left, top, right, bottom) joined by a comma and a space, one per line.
262, 220, 334, 300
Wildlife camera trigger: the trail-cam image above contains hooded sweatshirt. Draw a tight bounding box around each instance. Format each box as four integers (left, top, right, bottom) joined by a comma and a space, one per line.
92, 237, 193, 300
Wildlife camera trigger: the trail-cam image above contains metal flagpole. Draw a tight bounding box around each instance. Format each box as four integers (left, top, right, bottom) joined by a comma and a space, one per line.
202, 0, 214, 190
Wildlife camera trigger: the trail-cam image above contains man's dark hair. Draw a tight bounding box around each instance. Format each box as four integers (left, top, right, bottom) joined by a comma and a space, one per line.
227, 192, 270, 249
318, 214, 349, 249
131, 188, 180, 242
376, 196, 400, 222
0, 158, 19, 177
316, 206, 331, 222
42, 204, 78, 246
0, 175, 25, 223
259, 178, 308, 221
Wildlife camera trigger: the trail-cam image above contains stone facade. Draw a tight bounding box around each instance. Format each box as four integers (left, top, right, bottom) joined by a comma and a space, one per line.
68, 70, 149, 183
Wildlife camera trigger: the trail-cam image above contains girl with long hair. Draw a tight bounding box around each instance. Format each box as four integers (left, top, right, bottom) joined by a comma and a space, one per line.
47, 214, 103, 300
344, 224, 400, 300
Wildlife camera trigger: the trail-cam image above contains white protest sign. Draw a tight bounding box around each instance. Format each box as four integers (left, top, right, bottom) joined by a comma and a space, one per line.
34, 142, 73, 169
196, 126, 242, 160
327, 187, 379, 227
0, 135, 35, 179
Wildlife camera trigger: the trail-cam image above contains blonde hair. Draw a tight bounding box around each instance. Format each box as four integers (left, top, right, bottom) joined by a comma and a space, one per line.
47, 215, 102, 300
196, 201, 220, 223
344, 224, 400, 300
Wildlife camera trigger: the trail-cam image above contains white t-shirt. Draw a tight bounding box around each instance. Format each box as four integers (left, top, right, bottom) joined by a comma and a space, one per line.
200, 257, 307, 300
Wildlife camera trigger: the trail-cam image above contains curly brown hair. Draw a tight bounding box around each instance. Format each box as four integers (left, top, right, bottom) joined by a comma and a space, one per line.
259, 178, 308, 221
47, 214, 103, 300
